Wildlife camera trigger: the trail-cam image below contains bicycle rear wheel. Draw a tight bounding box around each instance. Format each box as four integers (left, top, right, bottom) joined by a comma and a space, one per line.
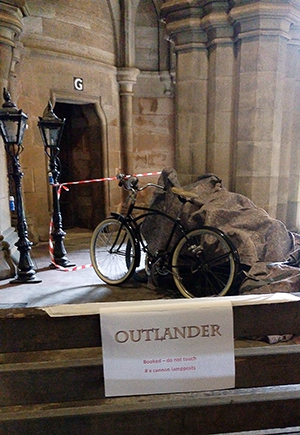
90, 218, 138, 285
172, 227, 238, 298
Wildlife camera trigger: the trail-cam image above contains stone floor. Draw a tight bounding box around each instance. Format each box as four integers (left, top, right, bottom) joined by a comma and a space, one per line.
0, 228, 172, 309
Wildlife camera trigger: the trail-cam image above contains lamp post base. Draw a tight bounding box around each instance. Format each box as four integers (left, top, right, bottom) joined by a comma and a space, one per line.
10, 271, 42, 284
13, 236, 42, 284
50, 257, 76, 268
51, 226, 76, 268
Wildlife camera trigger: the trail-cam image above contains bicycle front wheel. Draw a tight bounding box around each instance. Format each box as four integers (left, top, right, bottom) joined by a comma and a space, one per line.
172, 227, 238, 298
90, 218, 138, 285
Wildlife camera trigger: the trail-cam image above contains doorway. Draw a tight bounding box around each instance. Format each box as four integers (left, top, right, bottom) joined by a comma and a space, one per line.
53, 103, 105, 230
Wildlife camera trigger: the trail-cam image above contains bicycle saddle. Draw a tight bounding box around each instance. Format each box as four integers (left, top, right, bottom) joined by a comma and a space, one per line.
171, 186, 199, 200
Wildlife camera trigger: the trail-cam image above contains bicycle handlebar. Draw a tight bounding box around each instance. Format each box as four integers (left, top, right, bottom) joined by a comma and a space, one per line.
116, 173, 164, 193
117, 174, 139, 191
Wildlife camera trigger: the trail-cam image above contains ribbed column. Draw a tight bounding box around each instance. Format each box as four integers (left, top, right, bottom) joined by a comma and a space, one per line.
230, 0, 300, 216
201, 1, 235, 189
161, 1, 208, 185
117, 67, 140, 174
287, 26, 300, 230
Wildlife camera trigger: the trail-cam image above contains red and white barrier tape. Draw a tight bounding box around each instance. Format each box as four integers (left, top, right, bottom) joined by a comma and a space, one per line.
55, 172, 162, 195
49, 171, 162, 271
56, 176, 117, 196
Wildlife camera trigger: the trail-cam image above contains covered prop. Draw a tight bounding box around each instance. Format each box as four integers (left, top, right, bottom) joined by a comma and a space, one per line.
142, 167, 300, 295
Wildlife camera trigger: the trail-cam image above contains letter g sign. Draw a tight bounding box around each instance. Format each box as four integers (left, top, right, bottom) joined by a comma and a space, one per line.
74, 77, 83, 91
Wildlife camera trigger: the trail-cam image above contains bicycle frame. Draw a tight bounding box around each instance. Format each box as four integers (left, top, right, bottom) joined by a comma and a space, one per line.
111, 195, 188, 274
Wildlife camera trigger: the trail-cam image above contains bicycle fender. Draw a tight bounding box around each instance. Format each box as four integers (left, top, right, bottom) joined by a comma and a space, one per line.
110, 211, 125, 221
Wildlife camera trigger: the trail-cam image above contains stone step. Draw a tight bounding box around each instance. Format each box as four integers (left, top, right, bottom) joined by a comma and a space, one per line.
1, 385, 300, 435
1, 299, 300, 434
1, 345, 300, 407
1, 300, 300, 354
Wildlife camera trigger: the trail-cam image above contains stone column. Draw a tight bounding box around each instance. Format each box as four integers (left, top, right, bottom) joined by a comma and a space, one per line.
117, 67, 140, 174
161, 1, 208, 185
230, 0, 299, 217
287, 27, 300, 230
278, 26, 300, 228
117, 2, 140, 176
201, 1, 235, 189
0, 0, 27, 278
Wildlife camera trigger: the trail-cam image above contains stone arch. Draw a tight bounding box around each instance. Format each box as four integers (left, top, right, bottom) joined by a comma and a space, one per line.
134, 0, 169, 72
106, 0, 122, 65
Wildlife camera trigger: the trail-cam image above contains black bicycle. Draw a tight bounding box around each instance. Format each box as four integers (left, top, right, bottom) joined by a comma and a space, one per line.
90, 174, 239, 298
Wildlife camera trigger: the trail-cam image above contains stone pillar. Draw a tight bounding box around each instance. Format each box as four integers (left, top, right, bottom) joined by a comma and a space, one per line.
201, 1, 235, 189
161, 1, 209, 185
0, 0, 27, 278
287, 27, 300, 230
117, 67, 140, 174
117, 2, 140, 176
230, 0, 298, 216
278, 26, 300, 228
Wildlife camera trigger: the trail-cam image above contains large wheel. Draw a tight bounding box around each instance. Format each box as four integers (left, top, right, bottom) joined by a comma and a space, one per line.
90, 218, 138, 285
172, 227, 238, 298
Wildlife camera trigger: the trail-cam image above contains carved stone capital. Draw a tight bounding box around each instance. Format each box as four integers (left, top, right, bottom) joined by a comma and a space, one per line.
0, 0, 28, 47
201, 10, 234, 46
230, 0, 300, 40
161, 1, 205, 47
117, 67, 140, 95
161, 1, 235, 49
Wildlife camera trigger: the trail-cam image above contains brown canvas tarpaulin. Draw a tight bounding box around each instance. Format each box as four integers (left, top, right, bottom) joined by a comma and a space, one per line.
142, 168, 300, 294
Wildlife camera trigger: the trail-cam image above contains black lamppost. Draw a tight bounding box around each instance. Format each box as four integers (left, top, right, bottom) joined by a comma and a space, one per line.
38, 101, 75, 267
0, 88, 41, 283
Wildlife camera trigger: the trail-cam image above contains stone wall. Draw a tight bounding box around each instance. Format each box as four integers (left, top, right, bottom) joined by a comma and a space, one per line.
133, 73, 175, 175
17, 0, 120, 240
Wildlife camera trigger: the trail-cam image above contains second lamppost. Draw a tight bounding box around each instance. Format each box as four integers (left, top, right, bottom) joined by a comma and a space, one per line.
38, 102, 75, 267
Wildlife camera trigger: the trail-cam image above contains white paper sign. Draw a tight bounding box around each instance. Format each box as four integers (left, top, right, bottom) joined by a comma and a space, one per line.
100, 298, 235, 397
